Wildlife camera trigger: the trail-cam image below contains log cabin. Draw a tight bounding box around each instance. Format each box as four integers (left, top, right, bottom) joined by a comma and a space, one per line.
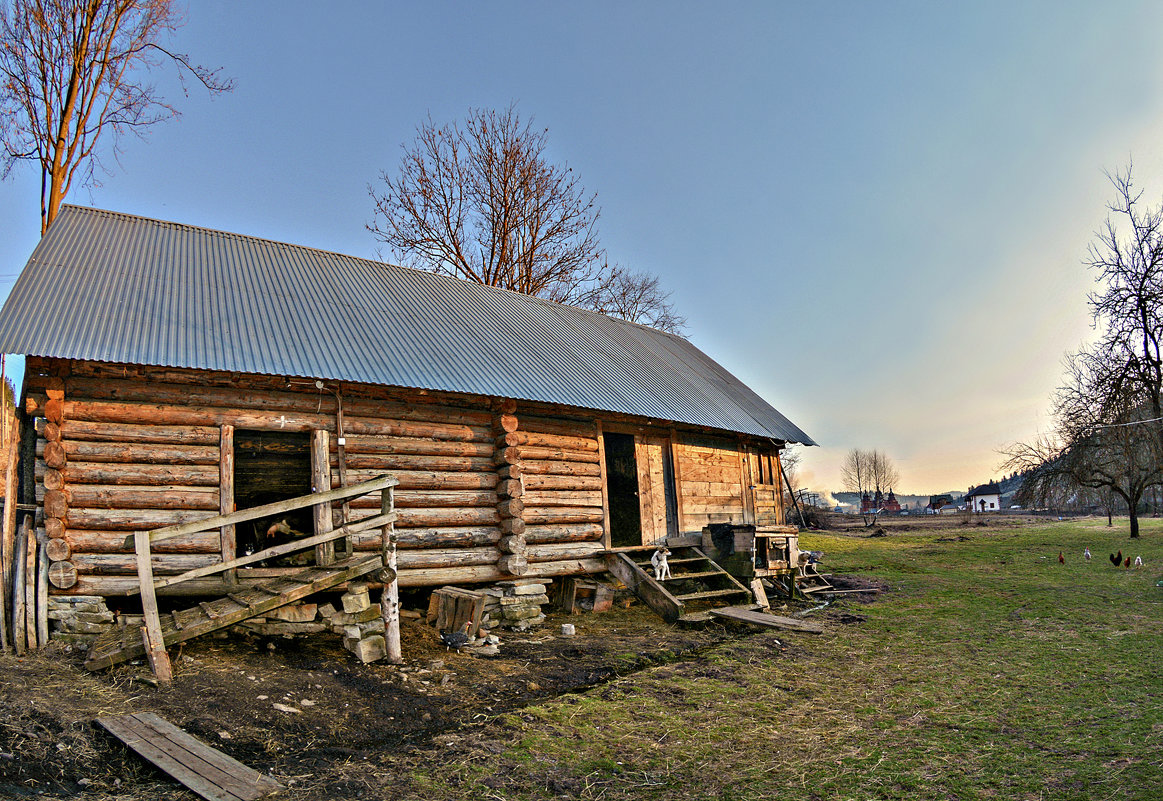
0, 206, 813, 632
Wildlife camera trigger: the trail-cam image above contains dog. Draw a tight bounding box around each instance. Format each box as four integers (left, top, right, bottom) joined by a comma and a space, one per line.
650, 546, 672, 581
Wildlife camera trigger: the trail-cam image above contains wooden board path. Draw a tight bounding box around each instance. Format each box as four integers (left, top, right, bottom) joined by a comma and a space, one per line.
709, 606, 824, 633
97, 712, 281, 801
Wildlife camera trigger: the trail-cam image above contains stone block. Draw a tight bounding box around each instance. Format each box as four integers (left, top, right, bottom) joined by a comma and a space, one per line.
351, 635, 387, 663
342, 591, 371, 614
269, 603, 317, 623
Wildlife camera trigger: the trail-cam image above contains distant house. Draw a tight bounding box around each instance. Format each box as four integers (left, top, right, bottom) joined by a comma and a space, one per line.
965, 482, 1002, 512
926, 494, 956, 514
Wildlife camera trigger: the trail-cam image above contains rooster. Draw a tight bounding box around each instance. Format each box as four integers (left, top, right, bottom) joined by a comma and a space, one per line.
1084, 547, 1092, 561
1058, 551, 1065, 565
1110, 550, 1123, 567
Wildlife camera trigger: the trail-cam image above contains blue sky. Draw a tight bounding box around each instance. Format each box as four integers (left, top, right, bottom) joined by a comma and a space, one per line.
3, 1, 1163, 495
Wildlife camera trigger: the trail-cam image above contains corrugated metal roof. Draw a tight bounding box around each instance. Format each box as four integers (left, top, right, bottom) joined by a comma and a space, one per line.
0, 206, 815, 444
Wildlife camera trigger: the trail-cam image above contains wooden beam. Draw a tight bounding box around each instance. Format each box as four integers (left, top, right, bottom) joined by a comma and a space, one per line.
595, 420, 611, 549
310, 429, 334, 566
141, 474, 398, 544
135, 531, 172, 683
219, 425, 236, 585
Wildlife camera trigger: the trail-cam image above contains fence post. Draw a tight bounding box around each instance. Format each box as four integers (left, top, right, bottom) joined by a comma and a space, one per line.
134, 531, 172, 683
380, 486, 401, 663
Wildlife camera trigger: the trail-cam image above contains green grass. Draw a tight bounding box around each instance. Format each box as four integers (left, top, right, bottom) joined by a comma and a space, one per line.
411, 517, 1163, 800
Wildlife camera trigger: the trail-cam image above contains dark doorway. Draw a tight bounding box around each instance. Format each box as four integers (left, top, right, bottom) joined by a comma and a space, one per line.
234, 429, 313, 558
603, 432, 642, 547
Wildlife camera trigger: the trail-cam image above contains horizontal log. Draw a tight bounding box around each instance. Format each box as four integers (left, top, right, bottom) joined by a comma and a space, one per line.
518, 414, 598, 439
498, 535, 527, 555
341, 489, 498, 509
45, 518, 65, 539
497, 431, 599, 454
523, 473, 603, 491
333, 469, 497, 491
63, 485, 220, 511
44, 441, 67, 469
523, 490, 604, 508
352, 526, 500, 550
496, 413, 518, 433
495, 478, 524, 498
524, 507, 605, 525
67, 376, 494, 428
499, 518, 526, 536
43, 421, 61, 442
496, 498, 524, 518
66, 508, 219, 531
59, 462, 220, 487
522, 460, 602, 477
45, 538, 71, 561
71, 552, 220, 576
494, 447, 521, 465
496, 464, 522, 480
66, 529, 222, 554
336, 435, 493, 458
44, 490, 67, 519
514, 445, 600, 464
60, 576, 243, 596
524, 523, 604, 544
43, 468, 63, 491
527, 542, 605, 562
342, 453, 496, 472
60, 419, 221, 445
62, 440, 220, 465
396, 547, 501, 569
45, 397, 63, 423
498, 554, 529, 576
391, 507, 501, 528
64, 399, 488, 441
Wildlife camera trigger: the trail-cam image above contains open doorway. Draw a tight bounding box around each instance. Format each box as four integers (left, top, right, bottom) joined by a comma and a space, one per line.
602, 432, 642, 547
233, 429, 313, 559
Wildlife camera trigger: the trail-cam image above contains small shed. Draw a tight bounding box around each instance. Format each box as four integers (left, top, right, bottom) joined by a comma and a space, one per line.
965, 483, 1001, 512
0, 207, 814, 641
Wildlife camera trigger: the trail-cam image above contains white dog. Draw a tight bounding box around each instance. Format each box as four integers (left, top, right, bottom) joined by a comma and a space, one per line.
650, 546, 672, 581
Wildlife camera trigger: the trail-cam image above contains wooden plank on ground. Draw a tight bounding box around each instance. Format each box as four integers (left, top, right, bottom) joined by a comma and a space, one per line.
97, 711, 281, 801
709, 606, 824, 633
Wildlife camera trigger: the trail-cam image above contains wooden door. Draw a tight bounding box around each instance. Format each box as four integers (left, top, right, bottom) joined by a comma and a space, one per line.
749, 448, 784, 527
636, 435, 678, 543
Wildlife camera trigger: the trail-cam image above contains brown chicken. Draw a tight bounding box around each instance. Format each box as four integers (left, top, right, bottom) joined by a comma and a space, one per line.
1058, 551, 1065, 564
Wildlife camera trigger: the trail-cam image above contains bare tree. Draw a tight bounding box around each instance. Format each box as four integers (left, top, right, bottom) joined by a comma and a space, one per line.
0, 0, 232, 233
842, 448, 899, 526
369, 105, 685, 333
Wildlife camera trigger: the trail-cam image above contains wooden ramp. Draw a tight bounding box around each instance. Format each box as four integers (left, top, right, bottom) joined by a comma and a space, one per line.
86, 553, 383, 671
709, 606, 824, 633
98, 712, 281, 801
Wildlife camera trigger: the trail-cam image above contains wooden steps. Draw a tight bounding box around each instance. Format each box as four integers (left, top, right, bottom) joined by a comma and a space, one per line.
85, 553, 384, 671
98, 712, 281, 800
606, 545, 751, 624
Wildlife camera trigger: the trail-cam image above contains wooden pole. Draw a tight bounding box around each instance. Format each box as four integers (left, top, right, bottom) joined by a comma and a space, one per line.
332, 388, 352, 556
10, 513, 27, 653
310, 429, 335, 566
380, 485, 401, 664
0, 419, 19, 651
24, 514, 36, 648
219, 425, 236, 586
36, 528, 48, 646
135, 530, 172, 684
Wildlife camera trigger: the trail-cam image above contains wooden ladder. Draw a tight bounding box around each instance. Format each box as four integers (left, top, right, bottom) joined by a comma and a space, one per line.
605, 545, 753, 624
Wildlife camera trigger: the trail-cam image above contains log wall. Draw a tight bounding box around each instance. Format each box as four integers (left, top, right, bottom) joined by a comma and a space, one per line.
22, 358, 610, 596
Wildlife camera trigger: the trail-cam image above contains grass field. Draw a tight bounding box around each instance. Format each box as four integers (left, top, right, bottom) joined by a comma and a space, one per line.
413, 516, 1163, 800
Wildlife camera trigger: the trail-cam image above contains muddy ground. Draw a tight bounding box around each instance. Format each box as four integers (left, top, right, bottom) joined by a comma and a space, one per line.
0, 576, 882, 800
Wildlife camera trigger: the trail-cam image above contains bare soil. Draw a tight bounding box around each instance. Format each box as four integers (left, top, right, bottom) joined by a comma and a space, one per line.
0, 578, 882, 800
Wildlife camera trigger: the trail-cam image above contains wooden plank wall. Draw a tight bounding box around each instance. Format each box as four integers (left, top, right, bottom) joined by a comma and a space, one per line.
24, 358, 606, 596
673, 433, 747, 531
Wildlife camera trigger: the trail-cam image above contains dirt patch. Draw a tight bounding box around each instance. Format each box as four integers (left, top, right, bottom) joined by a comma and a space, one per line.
0, 603, 745, 798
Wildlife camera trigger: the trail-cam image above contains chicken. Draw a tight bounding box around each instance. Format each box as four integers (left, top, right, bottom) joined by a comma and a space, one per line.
1058, 551, 1065, 565
1134, 556, 1143, 568
1084, 547, 1092, 561
439, 621, 473, 651
1111, 550, 1123, 567
1125, 556, 1132, 568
